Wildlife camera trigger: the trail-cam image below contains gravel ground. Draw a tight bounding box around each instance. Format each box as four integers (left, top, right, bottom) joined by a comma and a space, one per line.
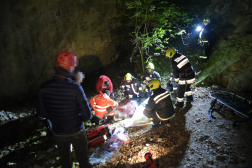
1, 85, 252, 168
97, 86, 252, 168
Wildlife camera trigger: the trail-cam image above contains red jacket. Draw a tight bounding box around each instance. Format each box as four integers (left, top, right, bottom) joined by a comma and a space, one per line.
90, 93, 118, 119
96, 75, 113, 94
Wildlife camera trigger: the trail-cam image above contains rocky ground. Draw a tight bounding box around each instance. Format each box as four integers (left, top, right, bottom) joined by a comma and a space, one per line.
1, 84, 252, 167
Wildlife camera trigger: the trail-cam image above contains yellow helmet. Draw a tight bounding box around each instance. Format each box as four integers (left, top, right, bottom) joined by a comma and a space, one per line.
146, 62, 154, 69
203, 18, 210, 24
124, 73, 132, 80
166, 47, 176, 58
149, 79, 161, 91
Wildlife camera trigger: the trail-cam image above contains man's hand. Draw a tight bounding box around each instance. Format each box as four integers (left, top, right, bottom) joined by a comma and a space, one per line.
146, 81, 149, 86
75, 71, 85, 84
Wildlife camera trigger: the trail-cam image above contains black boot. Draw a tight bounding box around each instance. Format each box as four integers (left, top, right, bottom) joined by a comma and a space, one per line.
152, 122, 164, 128
186, 95, 193, 102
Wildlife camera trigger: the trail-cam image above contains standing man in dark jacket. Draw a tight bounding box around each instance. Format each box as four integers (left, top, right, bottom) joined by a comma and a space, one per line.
165, 47, 195, 109
142, 62, 161, 98
37, 52, 92, 168
143, 79, 175, 128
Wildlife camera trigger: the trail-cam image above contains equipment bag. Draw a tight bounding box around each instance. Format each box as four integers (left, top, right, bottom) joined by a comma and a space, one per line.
87, 125, 111, 147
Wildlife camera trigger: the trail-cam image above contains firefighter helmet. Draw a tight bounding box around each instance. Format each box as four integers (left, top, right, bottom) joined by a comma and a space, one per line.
165, 48, 176, 58
149, 79, 161, 91
124, 73, 132, 81
146, 62, 154, 70
57, 52, 77, 70
203, 18, 210, 24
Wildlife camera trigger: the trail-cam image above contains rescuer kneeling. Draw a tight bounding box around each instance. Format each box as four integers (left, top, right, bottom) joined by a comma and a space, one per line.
90, 92, 118, 122
143, 79, 175, 128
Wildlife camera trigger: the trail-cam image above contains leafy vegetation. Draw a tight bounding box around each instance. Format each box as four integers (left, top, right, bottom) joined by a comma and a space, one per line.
113, 0, 210, 75
115, 0, 196, 72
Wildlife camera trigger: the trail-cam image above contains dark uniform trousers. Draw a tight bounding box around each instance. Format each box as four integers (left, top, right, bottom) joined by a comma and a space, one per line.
53, 128, 90, 168
176, 79, 194, 107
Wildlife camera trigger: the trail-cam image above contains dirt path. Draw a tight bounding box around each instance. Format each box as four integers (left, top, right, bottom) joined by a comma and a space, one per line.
1, 86, 252, 168
99, 87, 252, 168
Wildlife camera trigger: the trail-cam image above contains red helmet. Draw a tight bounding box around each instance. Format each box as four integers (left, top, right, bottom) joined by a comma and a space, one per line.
57, 52, 77, 70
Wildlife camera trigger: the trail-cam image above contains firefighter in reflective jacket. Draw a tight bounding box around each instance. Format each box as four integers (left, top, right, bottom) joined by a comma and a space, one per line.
121, 73, 144, 105
166, 47, 195, 108
166, 73, 177, 98
142, 62, 161, 98
143, 79, 175, 128
90, 93, 118, 119
198, 18, 212, 62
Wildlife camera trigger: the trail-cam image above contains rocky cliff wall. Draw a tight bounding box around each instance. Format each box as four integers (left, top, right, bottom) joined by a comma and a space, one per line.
197, 0, 252, 93
0, 0, 129, 103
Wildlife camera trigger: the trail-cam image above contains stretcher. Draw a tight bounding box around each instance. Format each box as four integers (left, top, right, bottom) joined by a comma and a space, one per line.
208, 90, 252, 127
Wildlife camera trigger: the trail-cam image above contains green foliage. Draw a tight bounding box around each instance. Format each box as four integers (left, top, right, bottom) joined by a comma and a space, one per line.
119, 0, 194, 72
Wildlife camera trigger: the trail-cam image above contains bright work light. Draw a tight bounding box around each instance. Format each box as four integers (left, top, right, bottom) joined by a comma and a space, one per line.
196, 26, 202, 31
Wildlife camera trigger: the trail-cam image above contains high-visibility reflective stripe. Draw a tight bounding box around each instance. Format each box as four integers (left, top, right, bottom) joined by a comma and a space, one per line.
126, 85, 130, 88
139, 87, 142, 90
131, 84, 138, 95
178, 78, 195, 85
199, 56, 207, 59
199, 28, 204, 39
145, 89, 149, 92
121, 86, 125, 89
113, 102, 118, 106
185, 91, 193, 96
155, 93, 170, 104
177, 98, 184, 102
177, 58, 189, 69
173, 87, 177, 90
154, 91, 169, 101
155, 113, 175, 121
95, 105, 110, 108
174, 55, 185, 63
94, 108, 106, 112
175, 78, 179, 82
169, 77, 173, 81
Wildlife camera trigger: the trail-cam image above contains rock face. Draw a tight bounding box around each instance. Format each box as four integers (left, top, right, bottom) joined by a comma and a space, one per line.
196, 0, 252, 94
0, 0, 130, 103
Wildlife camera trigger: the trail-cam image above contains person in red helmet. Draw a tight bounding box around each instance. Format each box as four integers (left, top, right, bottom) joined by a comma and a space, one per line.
96, 75, 113, 96
37, 52, 92, 168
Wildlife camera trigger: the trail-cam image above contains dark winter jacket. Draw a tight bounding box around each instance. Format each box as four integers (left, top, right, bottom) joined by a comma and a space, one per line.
144, 87, 175, 119
142, 71, 161, 83
171, 53, 195, 83
200, 24, 212, 40
121, 78, 142, 98
37, 67, 91, 135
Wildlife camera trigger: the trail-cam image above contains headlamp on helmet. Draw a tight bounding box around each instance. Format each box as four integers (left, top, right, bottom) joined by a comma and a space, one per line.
124, 73, 132, 81
148, 79, 161, 91
203, 18, 210, 24
165, 48, 176, 58
146, 62, 154, 70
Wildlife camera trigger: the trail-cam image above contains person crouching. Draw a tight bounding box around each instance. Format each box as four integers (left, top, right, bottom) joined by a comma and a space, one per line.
143, 79, 175, 128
